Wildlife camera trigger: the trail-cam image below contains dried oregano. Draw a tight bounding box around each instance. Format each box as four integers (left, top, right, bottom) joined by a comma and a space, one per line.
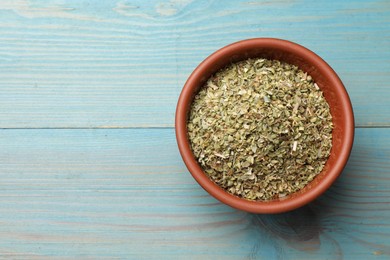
187, 58, 333, 201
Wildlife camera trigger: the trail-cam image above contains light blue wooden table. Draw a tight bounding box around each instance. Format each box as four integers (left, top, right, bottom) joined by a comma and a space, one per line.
0, 0, 389, 259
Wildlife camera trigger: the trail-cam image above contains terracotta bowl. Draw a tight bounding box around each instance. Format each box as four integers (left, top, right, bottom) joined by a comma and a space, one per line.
175, 38, 354, 214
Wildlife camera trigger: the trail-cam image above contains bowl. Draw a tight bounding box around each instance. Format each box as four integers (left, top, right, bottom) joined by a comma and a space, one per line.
175, 38, 354, 214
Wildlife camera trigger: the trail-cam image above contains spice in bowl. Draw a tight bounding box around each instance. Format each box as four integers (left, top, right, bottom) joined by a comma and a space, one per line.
187, 58, 333, 201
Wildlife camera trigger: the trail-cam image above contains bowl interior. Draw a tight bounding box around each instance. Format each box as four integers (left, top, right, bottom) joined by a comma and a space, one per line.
176, 39, 354, 213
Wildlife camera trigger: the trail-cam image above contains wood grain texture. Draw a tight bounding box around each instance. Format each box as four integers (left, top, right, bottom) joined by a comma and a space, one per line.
1, 0, 390, 259
0, 0, 389, 128
0, 128, 389, 259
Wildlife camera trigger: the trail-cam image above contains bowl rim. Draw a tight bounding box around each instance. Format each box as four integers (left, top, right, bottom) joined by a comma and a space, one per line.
175, 38, 354, 214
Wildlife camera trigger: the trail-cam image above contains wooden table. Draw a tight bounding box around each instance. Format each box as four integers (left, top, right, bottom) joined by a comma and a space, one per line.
0, 1, 389, 259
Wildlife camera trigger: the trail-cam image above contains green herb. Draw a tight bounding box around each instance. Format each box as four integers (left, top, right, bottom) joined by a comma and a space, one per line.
187, 58, 333, 201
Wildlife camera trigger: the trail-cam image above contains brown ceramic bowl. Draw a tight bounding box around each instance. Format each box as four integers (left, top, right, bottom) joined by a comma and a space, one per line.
175, 38, 354, 214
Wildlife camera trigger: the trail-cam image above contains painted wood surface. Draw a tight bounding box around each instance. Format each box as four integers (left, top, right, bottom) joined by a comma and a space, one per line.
0, 128, 389, 259
0, 0, 389, 128
0, 0, 389, 259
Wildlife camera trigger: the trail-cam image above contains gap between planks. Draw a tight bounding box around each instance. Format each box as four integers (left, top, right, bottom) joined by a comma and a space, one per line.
1, 125, 390, 130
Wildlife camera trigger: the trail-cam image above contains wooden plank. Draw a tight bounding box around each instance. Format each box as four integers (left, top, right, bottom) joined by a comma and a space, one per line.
0, 128, 389, 259
0, 0, 389, 128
